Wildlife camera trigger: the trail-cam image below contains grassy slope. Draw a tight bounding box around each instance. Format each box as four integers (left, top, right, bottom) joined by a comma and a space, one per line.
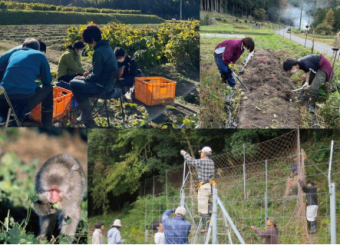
88, 134, 340, 244
0, 10, 164, 25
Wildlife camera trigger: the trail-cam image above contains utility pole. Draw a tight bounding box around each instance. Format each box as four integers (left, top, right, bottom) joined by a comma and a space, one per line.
299, 0, 303, 32
180, 0, 182, 20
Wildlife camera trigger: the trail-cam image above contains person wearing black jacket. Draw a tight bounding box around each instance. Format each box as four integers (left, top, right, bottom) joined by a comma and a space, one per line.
70, 24, 117, 127
114, 47, 142, 102
298, 179, 318, 234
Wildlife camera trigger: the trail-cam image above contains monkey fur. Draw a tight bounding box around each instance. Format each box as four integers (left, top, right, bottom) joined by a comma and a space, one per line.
34, 154, 86, 239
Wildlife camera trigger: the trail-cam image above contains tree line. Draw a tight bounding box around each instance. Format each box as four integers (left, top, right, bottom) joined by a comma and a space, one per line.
87, 129, 339, 216
5, 0, 199, 19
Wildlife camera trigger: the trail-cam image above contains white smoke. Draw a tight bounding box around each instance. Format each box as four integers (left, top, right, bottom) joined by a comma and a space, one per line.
280, 1, 316, 29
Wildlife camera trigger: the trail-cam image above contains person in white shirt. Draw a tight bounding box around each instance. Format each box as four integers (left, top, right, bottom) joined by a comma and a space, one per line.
107, 219, 124, 244
92, 222, 105, 244
151, 220, 165, 244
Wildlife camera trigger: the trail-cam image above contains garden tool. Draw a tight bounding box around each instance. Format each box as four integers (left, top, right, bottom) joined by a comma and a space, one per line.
239, 51, 254, 75
229, 67, 249, 92
292, 82, 310, 92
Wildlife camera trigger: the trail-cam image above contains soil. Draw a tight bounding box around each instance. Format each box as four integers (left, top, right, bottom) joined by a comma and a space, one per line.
238, 49, 301, 128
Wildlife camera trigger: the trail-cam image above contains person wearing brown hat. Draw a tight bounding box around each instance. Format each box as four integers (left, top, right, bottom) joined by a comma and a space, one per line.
251, 217, 279, 244
107, 219, 124, 244
92, 221, 105, 244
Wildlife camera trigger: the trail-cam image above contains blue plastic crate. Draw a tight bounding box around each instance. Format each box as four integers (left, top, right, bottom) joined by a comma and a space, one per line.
56, 81, 78, 109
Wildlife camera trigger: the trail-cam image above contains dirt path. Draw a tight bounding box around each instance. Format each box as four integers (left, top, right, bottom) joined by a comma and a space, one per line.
238, 49, 301, 128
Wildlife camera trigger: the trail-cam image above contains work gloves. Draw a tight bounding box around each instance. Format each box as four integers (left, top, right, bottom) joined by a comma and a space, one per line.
180, 150, 188, 156
298, 179, 302, 183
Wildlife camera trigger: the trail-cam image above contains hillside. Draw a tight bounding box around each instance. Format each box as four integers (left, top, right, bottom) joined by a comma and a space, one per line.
88, 130, 340, 244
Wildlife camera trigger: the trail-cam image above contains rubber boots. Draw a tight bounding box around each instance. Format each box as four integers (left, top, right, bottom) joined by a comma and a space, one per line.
308, 95, 318, 113
41, 109, 53, 127
309, 221, 317, 234
76, 99, 96, 127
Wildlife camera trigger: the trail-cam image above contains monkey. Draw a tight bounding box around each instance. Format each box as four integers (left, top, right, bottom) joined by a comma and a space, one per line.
33, 153, 86, 240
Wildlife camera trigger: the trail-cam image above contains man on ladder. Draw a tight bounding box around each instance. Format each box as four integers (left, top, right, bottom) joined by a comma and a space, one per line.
180, 146, 216, 233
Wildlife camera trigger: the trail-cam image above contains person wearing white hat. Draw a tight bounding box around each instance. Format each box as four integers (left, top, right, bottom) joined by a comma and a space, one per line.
180, 146, 215, 233
107, 219, 124, 244
162, 207, 191, 244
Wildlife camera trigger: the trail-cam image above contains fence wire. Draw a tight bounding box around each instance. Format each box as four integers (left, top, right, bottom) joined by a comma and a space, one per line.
144, 131, 339, 244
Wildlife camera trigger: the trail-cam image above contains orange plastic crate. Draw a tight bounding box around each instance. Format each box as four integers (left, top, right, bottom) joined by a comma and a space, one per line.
29, 87, 73, 124
135, 77, 177, 106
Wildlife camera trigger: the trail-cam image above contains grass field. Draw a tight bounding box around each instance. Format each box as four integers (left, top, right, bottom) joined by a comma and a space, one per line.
200, 12, 340, 129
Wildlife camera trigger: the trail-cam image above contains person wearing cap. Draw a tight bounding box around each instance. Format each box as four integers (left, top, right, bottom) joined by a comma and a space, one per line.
57, 40, 86, 83
107, 219, 124, 244
92, 221, 105, 244
251, 217, 279, 244
214, 37, 255, 88
298, 179, 318, 234
284, 154, 299, 197
180, 146, 215, 233
162, 207, 191, 244
151, 220, 165, 244
114, 47, 142, 102
283, 55, 333, 113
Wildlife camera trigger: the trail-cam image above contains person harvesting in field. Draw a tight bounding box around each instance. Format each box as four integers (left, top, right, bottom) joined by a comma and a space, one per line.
57, 40, 86, 83
0, 38, 53, 126
283, 55, 334, 113
180, 146, 216, 233
0, 40, 46, 81
214, 37, 255, 88
251, 217, 279, 244
114, 47, 142, 102
92, 221, 105, 244
69, 24, 117, 127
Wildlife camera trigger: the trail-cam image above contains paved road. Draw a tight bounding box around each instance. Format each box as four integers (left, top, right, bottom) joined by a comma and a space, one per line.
275, 28, 335, 57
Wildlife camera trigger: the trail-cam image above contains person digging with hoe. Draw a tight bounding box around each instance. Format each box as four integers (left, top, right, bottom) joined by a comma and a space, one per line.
180, 146, 216, 233
283, 54, 334, 114
214, 37, 255, 89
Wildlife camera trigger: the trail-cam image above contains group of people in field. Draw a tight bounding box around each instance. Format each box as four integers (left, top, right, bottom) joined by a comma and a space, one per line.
139, 149, 319, 244
92, 219, 125, 244
214, 37, 334, 114
0, 23, 141, 127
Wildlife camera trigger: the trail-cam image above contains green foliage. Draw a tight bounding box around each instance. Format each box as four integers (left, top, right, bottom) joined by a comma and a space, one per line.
66, 21, 199, 68
323, 9, 335, 27
201, 13, 210, 26
253, 8, 267, 21
0, 10, 164, 25
318, 91, 340, 129
0, 0, 141, 14
0, 153, 37, 209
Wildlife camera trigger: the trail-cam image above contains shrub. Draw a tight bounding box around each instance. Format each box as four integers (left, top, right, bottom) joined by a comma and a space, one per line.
315, 22, 333, 35
66, 21, 199, 68
245, 19, 248, 23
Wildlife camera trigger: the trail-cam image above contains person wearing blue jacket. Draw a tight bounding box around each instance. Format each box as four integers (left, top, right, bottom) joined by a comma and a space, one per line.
0, 38, 53, 126
162, 207, 191, 244
0, 40, 46, 81
70, 24, 117, 127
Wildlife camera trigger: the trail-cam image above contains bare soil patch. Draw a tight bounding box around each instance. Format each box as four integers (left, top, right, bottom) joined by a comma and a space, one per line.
238, 49, 301, 128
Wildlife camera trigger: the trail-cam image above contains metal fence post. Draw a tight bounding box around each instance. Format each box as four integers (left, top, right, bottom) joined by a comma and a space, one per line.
166, 170, 168, 206
212, 187, 218, 244
243, 144, 246, 200
265, 160, 268, 228
328, 140, 337, 244
153, 175, 155, 198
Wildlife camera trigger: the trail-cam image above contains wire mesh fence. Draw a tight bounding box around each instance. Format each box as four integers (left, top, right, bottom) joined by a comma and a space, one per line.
143, 130, 339, 244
